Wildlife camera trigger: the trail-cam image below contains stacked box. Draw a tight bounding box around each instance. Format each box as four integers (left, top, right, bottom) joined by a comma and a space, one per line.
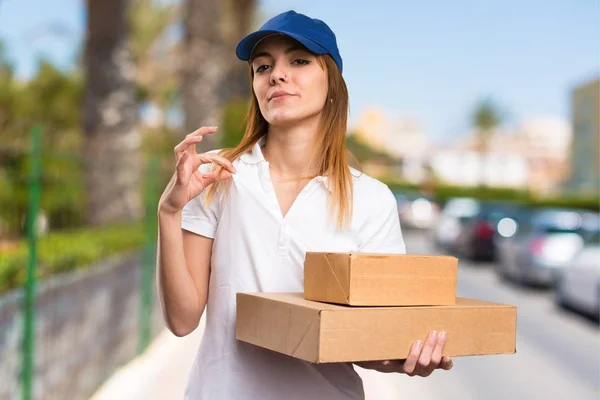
303, 252, 458, 306
236, 252, 517, 363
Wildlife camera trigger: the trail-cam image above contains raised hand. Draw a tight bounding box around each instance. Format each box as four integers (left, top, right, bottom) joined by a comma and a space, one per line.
158, 126, 236, 214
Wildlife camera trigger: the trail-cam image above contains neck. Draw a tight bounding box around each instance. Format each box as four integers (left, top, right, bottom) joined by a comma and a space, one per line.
263, 118, 321, 179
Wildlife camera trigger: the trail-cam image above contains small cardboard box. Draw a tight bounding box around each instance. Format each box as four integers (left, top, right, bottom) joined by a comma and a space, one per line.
304, 252, 458, 306
236, 292, 517, 363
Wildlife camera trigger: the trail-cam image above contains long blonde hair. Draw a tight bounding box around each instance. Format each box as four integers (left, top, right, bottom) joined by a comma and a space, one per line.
206, 54, 354, 229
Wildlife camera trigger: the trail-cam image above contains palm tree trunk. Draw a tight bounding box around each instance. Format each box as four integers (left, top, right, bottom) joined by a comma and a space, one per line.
222, 0, 256, 102
181, 0, 228, 150
83, 0, 142, 226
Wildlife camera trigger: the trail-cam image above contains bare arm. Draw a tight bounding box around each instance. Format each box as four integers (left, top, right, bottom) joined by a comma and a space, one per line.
156, 209, 213, 336
155, 126, 235, 337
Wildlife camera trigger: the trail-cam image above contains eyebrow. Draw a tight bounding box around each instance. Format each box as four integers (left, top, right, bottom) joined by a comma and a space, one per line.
250, 46, 306, 62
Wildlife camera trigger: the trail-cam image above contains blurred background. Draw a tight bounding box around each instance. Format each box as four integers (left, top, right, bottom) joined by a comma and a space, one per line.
0, 0, 598, 399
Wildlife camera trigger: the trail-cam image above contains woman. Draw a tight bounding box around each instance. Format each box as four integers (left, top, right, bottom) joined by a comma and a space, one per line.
157, 10, 453, 400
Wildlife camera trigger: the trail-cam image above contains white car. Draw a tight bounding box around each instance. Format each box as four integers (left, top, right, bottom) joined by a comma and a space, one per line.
395, 192, 439, 230
555, 235, 600, 320
432, 197, 479, 251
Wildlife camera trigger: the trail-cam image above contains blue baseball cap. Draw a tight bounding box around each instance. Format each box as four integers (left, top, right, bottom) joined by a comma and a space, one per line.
236, 10, 343, 73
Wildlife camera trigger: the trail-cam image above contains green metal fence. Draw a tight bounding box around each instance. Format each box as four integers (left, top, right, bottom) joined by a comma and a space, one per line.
21, 124, 42, 400
0, 125, 167, 400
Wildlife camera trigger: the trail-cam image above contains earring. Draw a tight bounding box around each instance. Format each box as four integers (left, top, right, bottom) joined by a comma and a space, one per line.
330, 98, 333, 103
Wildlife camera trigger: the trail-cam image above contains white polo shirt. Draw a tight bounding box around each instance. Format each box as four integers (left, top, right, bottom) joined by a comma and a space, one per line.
181, 138, 406, 400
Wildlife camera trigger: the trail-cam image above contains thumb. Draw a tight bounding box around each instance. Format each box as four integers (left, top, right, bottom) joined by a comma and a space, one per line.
200, 169, 232, 186
200, 172, 218, 187
215, 168, 233, 181
176, 152, 191, 183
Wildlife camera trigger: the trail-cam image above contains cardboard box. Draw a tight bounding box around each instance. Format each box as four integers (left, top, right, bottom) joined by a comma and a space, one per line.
304, 252, 458, 306
236, 292, 517, 364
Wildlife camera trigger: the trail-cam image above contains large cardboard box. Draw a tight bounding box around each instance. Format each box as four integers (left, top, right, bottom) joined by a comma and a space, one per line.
236, 292, 517, 363
304, 252, 458, 306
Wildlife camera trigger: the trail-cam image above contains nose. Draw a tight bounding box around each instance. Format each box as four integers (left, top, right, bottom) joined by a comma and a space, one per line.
269, 63, 289, 85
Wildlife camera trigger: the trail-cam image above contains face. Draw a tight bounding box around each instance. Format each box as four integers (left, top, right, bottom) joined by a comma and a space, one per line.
250, 35, 329, 127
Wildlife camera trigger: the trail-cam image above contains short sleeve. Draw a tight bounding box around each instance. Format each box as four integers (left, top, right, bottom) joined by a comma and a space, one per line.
358, 186, 406, 254
181, 163, 221, 239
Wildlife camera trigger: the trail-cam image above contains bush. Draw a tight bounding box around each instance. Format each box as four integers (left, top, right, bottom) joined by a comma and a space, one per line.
383, 179, 599, 212
0, 223, 146, 295
526, 195, 599, 212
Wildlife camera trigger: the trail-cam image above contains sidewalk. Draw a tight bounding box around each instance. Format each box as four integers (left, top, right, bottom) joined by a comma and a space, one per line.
90, 317, 206, 400
90, 316, 401, 400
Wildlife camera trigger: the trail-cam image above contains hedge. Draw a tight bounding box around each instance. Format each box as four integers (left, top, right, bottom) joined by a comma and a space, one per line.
0, 223, 146, 295
383, 180, 599, 212
1, 181, 597, 295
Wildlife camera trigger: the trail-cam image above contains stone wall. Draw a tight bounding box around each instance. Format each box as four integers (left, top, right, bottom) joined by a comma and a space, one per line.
0, 252, 164, 400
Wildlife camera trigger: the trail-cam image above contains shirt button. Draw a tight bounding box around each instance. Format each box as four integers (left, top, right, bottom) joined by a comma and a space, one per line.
278, 225, 290, 248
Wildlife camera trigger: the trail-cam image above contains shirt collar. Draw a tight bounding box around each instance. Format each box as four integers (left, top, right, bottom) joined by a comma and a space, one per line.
239, 136, 267, 164
238, 135, 333, 192
314, 176, 331, 192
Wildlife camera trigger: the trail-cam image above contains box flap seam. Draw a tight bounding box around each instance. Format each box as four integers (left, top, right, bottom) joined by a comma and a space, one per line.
291, 312, 320, 359
323, 253, 349, 301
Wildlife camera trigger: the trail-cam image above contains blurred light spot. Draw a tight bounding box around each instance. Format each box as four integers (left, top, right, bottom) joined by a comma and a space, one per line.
412, 198, 432, 219
561, 212, 582, 230
498, 218, 518, 238
541, 234, 584, 265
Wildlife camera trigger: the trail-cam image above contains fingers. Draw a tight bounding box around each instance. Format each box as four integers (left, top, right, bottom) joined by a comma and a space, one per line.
176, 151, 188, 168
174, 136, 204, 157
401, 339, 422, 376
372, 331, 452, 378
199, 169, 233, 186
189, 126, 218, 137
175, 148, 236, 187
173, 126, 218, 157
175, 152, 191, 183
440, 356, 454, 370
420, 331, 446, 377
197, 153, 237, 174
414, 330, 438, 376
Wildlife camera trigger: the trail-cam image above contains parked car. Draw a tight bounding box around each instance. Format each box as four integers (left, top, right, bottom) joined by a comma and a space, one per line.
555, 233, 600, 320
432, 197, 480, 251
495, 208, 600, 287
394, 191, 440, 230
452, 200, 522, 261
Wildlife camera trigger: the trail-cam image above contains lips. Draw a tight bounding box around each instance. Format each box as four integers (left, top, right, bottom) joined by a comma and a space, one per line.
268, 91, 293, 101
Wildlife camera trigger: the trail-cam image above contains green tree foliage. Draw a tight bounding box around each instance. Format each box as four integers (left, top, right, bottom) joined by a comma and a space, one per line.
472, 97, 504, 153
0, 55, 84, 237
130, 0, 179, 108
219, 99, 249, 149
345, 133, 397, 164
1, 0, 181, 237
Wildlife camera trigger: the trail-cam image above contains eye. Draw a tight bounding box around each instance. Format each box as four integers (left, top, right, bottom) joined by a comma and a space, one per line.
293, 59, 310, 66
255, 64, 271, 73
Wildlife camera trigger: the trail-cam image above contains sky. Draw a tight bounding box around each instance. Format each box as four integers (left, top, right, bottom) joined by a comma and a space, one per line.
0, 0, 598, 144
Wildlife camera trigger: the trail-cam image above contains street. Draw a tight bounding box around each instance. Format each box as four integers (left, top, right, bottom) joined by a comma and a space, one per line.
92, 229, 600, 400
365, 230, 600, 400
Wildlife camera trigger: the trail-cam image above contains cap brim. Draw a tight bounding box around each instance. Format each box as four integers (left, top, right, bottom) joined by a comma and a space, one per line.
236, 30, 329, 61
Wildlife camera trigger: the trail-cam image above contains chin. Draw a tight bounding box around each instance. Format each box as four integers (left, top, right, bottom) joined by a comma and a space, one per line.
266, 115, 303, 126
264, 109, 322, 126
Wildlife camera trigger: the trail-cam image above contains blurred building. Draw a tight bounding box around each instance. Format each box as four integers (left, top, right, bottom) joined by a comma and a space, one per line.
564, 77, 600, 194
352, 108, 574, 192
354, 108, 389, 151
512, 116, 572, 194
354, 108, 431, 182
431, 116, 571, 192
431, 129, 529, 188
